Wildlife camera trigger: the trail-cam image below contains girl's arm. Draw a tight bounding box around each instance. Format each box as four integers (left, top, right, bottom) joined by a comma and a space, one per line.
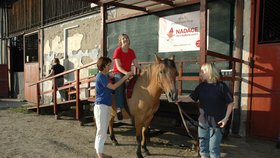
45, 69, 54, 78
177, 96, 196, 103
218, 102, 234, 128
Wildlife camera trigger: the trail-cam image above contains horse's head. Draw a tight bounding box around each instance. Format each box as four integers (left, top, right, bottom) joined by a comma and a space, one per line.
155, 54, 178, 103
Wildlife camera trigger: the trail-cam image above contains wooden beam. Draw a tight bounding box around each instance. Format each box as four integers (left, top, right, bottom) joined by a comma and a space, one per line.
109, 2, 148, 12
151, 0, 175, 7
100, 4, 107, 56
100, 0, 116, 3
200, 0, 207, 66
87, 0, 148, 12
81, 0, 101, 4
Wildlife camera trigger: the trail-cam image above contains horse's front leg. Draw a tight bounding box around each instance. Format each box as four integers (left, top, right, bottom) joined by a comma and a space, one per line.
135, 122, 144, 158
108, 115, 119, 146
141, 126, 150, 156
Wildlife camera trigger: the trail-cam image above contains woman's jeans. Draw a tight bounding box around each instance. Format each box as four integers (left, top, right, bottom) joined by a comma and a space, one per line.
52, 77, 66, 102
113, 73, 125, 109
198, 122, 223, 158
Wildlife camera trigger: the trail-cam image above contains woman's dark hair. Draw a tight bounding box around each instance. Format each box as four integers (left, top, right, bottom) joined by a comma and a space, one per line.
54, 58, 60, 64
97, 57, 112, 71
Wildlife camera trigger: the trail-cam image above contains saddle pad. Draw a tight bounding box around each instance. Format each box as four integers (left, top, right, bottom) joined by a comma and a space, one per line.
126, 75, 138, 99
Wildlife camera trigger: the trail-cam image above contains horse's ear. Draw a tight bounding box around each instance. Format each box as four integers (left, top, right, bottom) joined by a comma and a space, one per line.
154, 53, 161, 63
169, 55, 175, 61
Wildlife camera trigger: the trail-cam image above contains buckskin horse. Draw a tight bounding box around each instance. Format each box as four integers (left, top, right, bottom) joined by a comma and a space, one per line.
109, 54, 178, 158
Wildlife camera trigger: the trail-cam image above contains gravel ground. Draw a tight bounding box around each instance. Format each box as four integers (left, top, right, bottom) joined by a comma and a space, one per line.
0, 99, 280, 158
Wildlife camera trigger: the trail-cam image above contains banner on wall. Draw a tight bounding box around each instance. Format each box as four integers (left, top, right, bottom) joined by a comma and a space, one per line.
158, 11, 201, 52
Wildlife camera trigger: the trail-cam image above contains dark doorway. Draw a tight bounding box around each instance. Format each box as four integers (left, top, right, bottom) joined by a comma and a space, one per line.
10, 36, 24, 98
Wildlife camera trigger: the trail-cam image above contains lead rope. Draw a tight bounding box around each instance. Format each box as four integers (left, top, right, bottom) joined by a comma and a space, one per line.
175, 102, 209, 139
175, 102, 195, 139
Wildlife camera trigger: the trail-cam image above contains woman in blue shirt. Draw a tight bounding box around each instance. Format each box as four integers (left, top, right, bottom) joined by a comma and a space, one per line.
94, 57, 131, 158
178, 63, 233, 158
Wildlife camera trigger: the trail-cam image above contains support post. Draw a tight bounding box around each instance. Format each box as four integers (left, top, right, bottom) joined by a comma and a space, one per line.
75, 70, 80, 120
100, 4, 107, 57
200, 0, 208, 66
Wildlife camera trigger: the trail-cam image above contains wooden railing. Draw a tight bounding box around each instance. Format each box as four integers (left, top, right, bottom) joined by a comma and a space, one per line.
29, 53, 246, 120
29, 61, 97, 120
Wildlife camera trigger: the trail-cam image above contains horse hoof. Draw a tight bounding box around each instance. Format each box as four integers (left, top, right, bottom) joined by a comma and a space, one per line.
137, 154, 144, 158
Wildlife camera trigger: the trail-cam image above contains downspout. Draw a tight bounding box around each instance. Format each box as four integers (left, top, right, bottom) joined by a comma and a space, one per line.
40, 0, 44, 101
247, 0, 257, 137
0, 7, 3, 64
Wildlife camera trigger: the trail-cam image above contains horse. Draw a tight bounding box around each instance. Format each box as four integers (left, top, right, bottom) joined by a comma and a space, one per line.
109, 54, 178, 158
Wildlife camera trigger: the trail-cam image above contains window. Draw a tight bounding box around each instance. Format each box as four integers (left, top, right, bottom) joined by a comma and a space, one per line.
258, 0, 280, 43
25, 33, 38, 63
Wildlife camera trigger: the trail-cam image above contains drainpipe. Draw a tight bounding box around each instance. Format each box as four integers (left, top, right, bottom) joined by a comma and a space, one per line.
0, 8, 3, 64
40, 0, 44, 101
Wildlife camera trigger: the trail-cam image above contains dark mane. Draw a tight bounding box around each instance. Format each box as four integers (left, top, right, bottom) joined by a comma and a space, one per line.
163, 58, 176, 68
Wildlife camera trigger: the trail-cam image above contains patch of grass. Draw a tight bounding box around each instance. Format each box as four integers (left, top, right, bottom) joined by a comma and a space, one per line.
8, 106, 32, 114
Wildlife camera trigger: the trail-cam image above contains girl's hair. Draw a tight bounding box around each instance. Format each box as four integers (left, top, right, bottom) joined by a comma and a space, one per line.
201, 63, 220, 83
97, 57, 112, 71
118, 33, 130, 47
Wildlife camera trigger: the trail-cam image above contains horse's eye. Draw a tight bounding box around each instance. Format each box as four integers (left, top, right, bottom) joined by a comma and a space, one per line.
160, 70, 165, 74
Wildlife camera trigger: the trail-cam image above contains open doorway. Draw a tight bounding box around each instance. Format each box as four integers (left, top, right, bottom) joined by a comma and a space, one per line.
10, 36, 24, 98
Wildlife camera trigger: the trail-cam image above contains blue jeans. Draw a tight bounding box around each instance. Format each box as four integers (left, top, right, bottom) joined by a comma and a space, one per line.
113, 73, 125, 109
198, 122, 222, 158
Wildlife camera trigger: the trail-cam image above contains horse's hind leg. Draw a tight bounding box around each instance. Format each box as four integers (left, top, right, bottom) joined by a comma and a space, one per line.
108, 115, 119, 146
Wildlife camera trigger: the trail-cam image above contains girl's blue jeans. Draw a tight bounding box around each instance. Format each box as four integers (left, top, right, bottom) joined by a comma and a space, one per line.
113, 73, 125, 109
198, 122, 223, 158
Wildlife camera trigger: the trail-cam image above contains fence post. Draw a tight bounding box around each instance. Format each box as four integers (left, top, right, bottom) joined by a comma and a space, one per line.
53, 78, 57, 115
75, 70, 80, 120
36, 83, 40, 114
